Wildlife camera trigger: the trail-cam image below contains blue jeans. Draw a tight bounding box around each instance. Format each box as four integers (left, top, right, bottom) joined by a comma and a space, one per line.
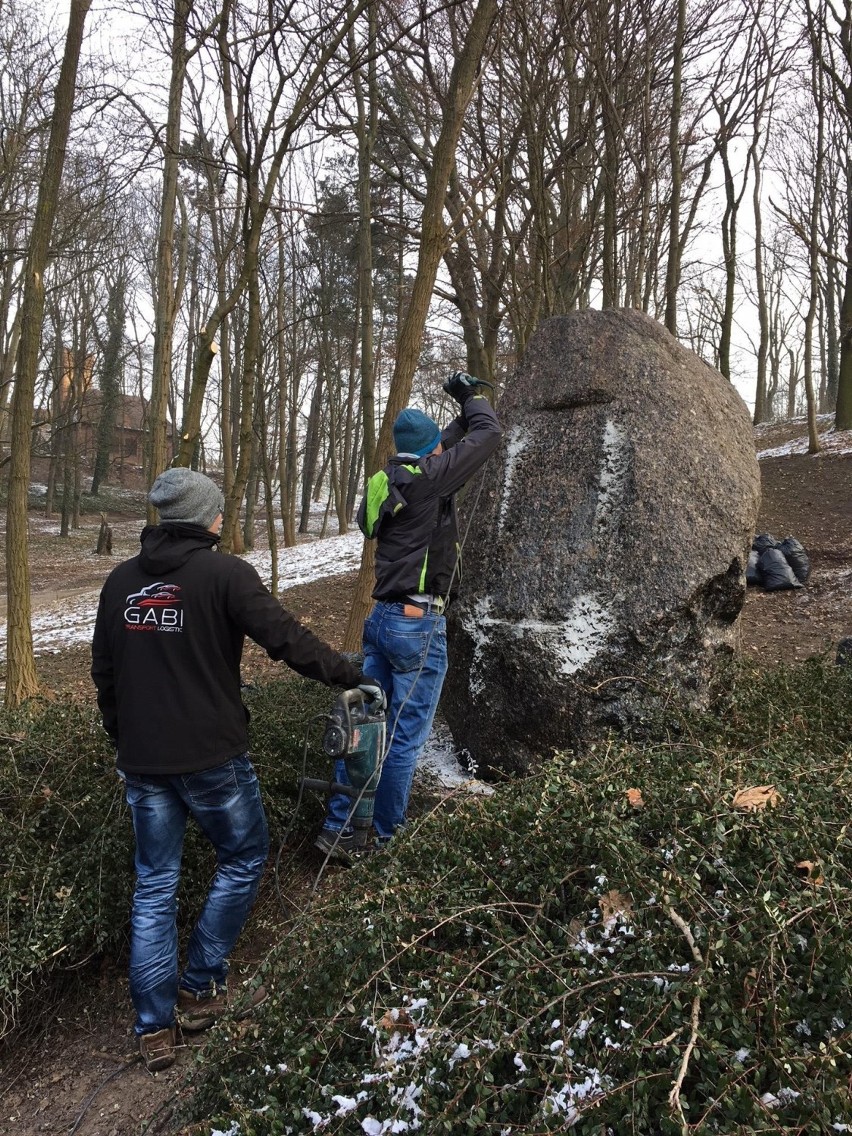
325, 602, 448, 840
122, 754, 269, 1036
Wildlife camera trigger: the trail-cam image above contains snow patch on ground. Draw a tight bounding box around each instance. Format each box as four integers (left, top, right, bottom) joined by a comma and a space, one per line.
244, 531, 363, 591
756, 424, 852, 460
0, 531, 363, 663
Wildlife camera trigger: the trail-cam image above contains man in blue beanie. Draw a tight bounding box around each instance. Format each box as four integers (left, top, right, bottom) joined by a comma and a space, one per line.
92, 467, 381, 1072
316, 373, 502, 862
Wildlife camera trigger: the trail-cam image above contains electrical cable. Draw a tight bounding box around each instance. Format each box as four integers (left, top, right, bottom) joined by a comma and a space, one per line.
68, 1056, 141, 1135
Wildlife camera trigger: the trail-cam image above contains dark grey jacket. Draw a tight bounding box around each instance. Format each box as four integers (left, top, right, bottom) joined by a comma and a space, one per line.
357, 395, 502, 601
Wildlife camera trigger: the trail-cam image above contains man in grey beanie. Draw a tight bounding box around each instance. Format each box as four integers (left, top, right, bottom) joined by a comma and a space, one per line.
91, 467, 381, 1072
148, 466, 226, 529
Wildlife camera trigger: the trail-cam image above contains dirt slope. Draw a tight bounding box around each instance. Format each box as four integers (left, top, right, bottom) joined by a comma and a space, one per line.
739, 451, 852, 664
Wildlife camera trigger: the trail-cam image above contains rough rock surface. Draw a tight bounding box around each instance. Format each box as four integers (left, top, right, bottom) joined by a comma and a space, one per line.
442, 310, 760, 777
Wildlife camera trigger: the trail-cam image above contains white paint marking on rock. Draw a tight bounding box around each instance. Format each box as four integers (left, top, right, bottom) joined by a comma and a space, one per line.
461, 595, 496, 697
461, 593, 616, 678
594, 418, 628, 540
497, 425, 531, 534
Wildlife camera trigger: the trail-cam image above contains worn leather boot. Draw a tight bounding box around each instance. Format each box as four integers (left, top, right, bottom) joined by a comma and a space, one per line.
178, 983, 268, 1032
139, 1026, 176, 1072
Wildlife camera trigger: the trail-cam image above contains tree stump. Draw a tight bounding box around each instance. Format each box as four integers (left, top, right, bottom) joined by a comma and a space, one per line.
96, 513, 113, 555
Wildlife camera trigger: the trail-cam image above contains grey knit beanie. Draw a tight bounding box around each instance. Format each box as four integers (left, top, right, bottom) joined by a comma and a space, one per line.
148, 468, 225, 528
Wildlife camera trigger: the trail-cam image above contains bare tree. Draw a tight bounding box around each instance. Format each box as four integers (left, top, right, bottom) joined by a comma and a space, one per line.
343, 0, 500, 650
0, 5, 58, 462
174, 0, 372, 555
5, 0, 92, 706
715, 1, 790, 379
809, 0, 852, 429
146, 0, 200, 517
801, 12, 827, 452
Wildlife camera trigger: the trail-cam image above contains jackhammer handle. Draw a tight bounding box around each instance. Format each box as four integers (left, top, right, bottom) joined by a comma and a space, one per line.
301, 777, 375, 800
340, 687, 370, 725
340, 688, 367, 711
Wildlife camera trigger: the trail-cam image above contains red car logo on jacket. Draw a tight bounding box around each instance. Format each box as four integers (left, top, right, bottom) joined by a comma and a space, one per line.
125, 583, 182, 607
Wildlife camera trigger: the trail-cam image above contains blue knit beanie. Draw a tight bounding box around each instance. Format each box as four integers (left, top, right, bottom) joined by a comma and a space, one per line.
393, 408, 442, 457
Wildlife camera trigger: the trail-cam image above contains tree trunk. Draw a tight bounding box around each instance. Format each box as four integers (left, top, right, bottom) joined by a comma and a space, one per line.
808, 0, 852, 429
5, 0, 91, 707
837, 256, 852, 429
147, 0, 193, 521
352, 6, 378, 476
91, 272, 126, 494
343, 0, 499, 651
786, 349, 798, 420
260, 416, 279, 597
241, 414, 261, 552
717, 131, 737, 380
276, 196, 299, 548
600, 114, 618, 310
664, 0, 686, 334
752, 150, 771, 423
0, 307, 22, 467
804, 32, 824, 453
299, 374, 325, 534
823, 255, 839, 412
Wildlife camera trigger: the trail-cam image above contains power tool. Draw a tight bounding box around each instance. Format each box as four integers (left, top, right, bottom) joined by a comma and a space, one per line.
301, 688, 386, 850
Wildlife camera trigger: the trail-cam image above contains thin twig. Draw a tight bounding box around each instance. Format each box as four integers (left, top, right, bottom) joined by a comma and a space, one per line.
668, 990, 702, 1134
665, 903, 707, 1134
666, 903, 704, 966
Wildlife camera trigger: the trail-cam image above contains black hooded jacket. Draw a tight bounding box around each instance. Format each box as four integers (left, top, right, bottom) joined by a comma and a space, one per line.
91, 523, 362, 775
356, 395, 502, 601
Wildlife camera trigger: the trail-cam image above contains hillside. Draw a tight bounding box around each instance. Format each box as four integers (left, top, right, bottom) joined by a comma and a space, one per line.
741, 421, 852, 664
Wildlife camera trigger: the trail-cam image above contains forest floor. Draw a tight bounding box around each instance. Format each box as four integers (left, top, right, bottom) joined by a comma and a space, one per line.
1, 416, 852, 1136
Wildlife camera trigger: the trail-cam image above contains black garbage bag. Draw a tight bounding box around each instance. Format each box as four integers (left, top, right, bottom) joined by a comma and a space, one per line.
746, 549, 762, 586
758, 546, 803, 591
780, 536, 811, 584
752, 532, 780, 553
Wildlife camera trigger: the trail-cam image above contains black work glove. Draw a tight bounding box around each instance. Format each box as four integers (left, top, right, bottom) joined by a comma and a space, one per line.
443, 371, 481, 405
358, 680, 387, 713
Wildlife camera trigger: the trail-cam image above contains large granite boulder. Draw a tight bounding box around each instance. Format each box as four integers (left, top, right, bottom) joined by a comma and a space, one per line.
443, 310, 760, 777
